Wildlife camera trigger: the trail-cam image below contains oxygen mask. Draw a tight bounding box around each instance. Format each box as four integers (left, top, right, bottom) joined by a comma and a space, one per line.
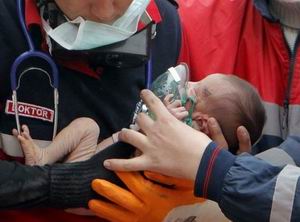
131, 63, 196, 129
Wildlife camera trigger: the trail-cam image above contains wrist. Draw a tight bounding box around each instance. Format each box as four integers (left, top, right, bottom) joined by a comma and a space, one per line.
194, 142, 236, 201
188, 136, 212, 181
49, 161, 96, 208
49, 141, 135, 208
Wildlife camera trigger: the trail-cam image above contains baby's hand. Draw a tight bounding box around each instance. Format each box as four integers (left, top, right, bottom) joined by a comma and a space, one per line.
12, 125, 43, 166
163, 94, 188, 121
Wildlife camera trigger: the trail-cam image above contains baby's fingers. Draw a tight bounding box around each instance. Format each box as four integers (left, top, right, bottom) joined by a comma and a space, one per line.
173, 110, 189, 120
167, 100, 182, 109
163, 94, 174, 106
169, 107, 188, 120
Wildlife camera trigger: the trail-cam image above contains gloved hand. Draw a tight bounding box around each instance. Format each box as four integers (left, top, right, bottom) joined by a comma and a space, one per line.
88, 171, 204, 222
143, 171, 194, 190
49, 141, 134, 209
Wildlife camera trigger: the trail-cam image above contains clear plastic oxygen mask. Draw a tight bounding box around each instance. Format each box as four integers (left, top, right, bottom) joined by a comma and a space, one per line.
131, 63, 196, 130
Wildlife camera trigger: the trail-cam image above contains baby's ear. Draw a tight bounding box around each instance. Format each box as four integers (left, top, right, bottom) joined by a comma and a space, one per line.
191, 112, 210, 135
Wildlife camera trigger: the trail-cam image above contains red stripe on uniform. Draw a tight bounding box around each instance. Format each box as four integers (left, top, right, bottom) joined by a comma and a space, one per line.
202, 146, 222, 198
25, 0, 42, 28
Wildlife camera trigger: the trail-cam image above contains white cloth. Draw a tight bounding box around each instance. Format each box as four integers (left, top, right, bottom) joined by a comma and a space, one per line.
283, 26, 299, 53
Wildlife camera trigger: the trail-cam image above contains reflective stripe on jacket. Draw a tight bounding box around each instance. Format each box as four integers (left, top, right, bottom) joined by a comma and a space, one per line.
195, 141, 300, 221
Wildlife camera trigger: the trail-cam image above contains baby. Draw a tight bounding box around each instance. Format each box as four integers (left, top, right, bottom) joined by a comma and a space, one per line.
13, 73, 265, 166
165, 73, 266, 154
12, 118, 118, 165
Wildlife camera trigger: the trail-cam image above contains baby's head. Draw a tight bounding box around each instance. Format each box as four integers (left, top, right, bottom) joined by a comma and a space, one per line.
186, 74, 266, 154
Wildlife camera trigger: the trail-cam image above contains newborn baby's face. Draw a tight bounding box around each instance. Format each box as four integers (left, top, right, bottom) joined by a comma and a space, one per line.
184, 81, 208, 132
185, 74, 234, 133
187, 74, 232, 99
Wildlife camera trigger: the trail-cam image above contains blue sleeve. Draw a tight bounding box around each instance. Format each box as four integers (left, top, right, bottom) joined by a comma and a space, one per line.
194, 142, 300, 222
255, 136, 300, 167
279, 136, 300, 166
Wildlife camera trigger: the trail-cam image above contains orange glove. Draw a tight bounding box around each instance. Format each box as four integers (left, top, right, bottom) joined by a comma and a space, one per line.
88, 171, 204, 222
143, 171, 194, 189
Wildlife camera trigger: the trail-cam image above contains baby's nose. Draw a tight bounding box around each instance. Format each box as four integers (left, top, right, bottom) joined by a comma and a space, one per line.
186, 82, 196, 97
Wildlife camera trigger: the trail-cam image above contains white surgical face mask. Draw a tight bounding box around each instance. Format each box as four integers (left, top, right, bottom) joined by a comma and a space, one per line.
42, 0, 150, 50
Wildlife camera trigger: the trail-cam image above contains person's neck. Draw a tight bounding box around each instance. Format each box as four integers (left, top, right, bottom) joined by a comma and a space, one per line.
269, 0, 300, 30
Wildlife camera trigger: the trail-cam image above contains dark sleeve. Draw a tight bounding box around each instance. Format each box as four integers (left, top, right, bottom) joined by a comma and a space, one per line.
194, 142, 300, 222
0, 160, 50, 208
278, 136, 300, 166
0, 142, 134, 209
255, 136, 300, 166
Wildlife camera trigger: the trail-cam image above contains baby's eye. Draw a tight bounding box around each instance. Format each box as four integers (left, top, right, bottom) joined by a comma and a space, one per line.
202, 87, 212, 98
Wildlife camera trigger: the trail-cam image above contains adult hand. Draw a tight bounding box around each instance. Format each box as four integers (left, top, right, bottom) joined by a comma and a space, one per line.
207, 117, 252, 154
104, 89, 212, 180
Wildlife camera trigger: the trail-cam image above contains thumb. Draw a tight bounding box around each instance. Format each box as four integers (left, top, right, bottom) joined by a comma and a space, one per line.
236, 126, 252, 154
207, 118, 228, 149
104, 156, 149, 172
